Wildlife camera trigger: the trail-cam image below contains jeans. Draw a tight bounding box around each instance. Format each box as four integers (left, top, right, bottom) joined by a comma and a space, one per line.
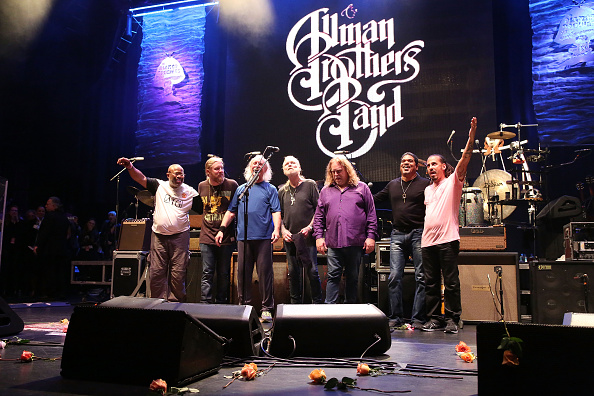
422, 240, 461, 322
389, 228, 426, 323
200, 243, 234, 303
285, 239, 323, 304
325, 246, 362, 303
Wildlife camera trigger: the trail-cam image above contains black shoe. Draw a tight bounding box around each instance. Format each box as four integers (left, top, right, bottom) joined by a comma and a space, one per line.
422, 319, 445, 332
444, 319, 458, 334
411, 320, 425, 330
388, 318, 403, 328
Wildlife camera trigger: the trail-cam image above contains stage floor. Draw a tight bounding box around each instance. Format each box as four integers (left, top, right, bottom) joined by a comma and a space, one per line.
0, 298, 478, 396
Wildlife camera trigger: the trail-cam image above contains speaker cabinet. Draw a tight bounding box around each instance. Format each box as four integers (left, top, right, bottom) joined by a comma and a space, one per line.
458, 252, 519, 322
186, 252, 202, 303
530, 260, 594, 324
61, 304, 226, 386
102, 296, 264, 357
477, 322, 594, 395
0, 297, 23, 337
231, 252, 289, 311
269, 303, 390, 357
111, 251, 148, 298
118, 219, 152, 251
377, 267, 415, 319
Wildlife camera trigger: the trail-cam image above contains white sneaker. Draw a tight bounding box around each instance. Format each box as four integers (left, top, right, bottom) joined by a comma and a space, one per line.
261, 311, 273, 323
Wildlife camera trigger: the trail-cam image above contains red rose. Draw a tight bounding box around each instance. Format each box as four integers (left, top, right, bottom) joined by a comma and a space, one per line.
149, 379, 168, 393
357, 363, 370, 375
20, 350, 34, 362
459, 352, 476, 363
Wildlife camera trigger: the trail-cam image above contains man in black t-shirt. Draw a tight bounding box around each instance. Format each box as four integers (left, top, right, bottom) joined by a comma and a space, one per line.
278, 156, 323, 304
374, 152, 430, 329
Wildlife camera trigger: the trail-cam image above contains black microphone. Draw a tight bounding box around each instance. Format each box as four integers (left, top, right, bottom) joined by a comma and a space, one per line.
266, 146, 280, 152
244, 151, 261, 157
333, 150, 350, 155
130, 157, 144, 161
447, 130, 455, 145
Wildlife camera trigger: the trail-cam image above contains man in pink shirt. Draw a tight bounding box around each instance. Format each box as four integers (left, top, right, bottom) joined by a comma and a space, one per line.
421, 117, 477, 334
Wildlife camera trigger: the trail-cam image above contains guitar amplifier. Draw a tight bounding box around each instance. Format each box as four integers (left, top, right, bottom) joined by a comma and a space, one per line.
459, 226, 506, 251
119, 218, 152, 251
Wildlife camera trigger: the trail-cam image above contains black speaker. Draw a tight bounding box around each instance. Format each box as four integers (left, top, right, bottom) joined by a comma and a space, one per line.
186, 252, 202, 303
477, 322, 594, 395
0, 297, 23, 337
377, 267, 415, 319
118, 219, 152, 251
103, 296, 264, 357
61, 304, 226, 386
269, 303, 390, 357
111, 251, 148, 297
530, 261, 594, 324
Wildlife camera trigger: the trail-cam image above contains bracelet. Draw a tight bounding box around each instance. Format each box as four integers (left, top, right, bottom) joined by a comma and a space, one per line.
219, 225, 227, 234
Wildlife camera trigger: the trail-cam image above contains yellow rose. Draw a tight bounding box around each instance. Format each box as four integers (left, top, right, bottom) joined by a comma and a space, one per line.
308, 368, 326, 383
357, 363, 370, 375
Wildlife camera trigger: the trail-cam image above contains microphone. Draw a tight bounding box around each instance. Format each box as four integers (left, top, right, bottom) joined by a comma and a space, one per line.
333, 150, 350, 155
130, 157, 144, 161
447, 130, 455, 145
575, 149, 591, 153
266, 146, 280, 152
244, 151, 261, 158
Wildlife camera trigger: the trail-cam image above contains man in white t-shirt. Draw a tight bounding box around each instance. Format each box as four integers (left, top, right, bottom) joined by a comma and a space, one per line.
117, 157, 200, 302
421, 117, 477, 334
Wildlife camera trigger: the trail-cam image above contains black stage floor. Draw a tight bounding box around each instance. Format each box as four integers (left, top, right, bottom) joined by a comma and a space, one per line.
0, 296, 478, 396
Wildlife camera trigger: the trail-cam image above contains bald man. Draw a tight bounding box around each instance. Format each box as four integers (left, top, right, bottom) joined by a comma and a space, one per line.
117, 157, 200, 302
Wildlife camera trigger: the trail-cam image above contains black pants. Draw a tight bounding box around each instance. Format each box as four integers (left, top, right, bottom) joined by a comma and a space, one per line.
422, 240, 461, 323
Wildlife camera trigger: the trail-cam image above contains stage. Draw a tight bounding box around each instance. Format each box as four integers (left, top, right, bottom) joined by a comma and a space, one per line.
0, 298, 479, 396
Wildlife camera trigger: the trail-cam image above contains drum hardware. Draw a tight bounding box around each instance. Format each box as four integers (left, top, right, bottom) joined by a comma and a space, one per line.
127, 186, 155, 207
473, 169, 516, 221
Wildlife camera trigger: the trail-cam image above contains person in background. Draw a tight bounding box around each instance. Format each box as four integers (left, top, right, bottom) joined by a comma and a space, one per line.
100, 211, 119, 260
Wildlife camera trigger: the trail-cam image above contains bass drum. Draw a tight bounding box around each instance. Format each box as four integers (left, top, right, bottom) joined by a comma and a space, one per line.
472, 169, 516, 220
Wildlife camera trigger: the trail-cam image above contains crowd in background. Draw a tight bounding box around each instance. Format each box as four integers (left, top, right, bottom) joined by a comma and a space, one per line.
0, 202, 119, 299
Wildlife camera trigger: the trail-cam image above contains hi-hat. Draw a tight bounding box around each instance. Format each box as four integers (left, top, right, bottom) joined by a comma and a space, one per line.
487, 130, 516, 140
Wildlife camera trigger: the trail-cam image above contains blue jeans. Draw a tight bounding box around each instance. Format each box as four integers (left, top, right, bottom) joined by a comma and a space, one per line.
285, 240, 323, 304
389, 228, 426, 323
200, 243, 234, 304
325, 246, 362, 304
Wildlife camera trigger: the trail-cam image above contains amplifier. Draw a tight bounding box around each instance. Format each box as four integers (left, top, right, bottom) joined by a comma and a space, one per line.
119, 218, 152, 251
563, 222, 594, 260
459, 226, 506, 251
375, 239, 391, 269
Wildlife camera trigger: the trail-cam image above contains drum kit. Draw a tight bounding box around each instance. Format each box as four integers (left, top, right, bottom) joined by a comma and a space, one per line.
460, 122, 548, 227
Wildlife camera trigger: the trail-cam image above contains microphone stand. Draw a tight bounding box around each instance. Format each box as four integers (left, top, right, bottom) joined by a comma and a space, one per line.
110, 158, 141, 224
236, 149, 276, 308
495, 266, 504, 319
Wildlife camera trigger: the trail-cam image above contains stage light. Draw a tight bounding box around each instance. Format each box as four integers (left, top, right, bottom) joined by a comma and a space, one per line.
130, 0, 218, 17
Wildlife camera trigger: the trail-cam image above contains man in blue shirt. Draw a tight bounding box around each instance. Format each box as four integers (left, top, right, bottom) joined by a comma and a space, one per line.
216, 155, 281, 322
313, 156, 377, 303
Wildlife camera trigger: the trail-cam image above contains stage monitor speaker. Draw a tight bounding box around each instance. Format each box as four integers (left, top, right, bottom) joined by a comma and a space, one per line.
458, 252, 519, 322
269, 304, 390, 357
102, 296, 264, 357
0, 297, 24, 337
118, 218, 152, 251
61, 304, 226, 386
477, 321, 594, 395
530, 261, 594, 324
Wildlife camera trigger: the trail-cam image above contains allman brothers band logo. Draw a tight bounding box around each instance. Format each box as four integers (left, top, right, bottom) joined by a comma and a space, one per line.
286, 7, 424, 158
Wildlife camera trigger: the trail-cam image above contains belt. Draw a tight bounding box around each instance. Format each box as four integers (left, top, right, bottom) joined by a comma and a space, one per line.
393, 226, 420, 234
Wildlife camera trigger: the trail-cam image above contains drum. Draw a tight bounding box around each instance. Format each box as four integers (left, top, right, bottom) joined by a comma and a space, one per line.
472, 169, 516, 220
459, 187, 485, 226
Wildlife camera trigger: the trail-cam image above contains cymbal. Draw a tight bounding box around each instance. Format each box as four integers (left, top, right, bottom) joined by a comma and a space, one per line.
487, 130, 517, 140
126, 186, 141, 197
137, 191, 155, 207
473, 169, 516, 219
